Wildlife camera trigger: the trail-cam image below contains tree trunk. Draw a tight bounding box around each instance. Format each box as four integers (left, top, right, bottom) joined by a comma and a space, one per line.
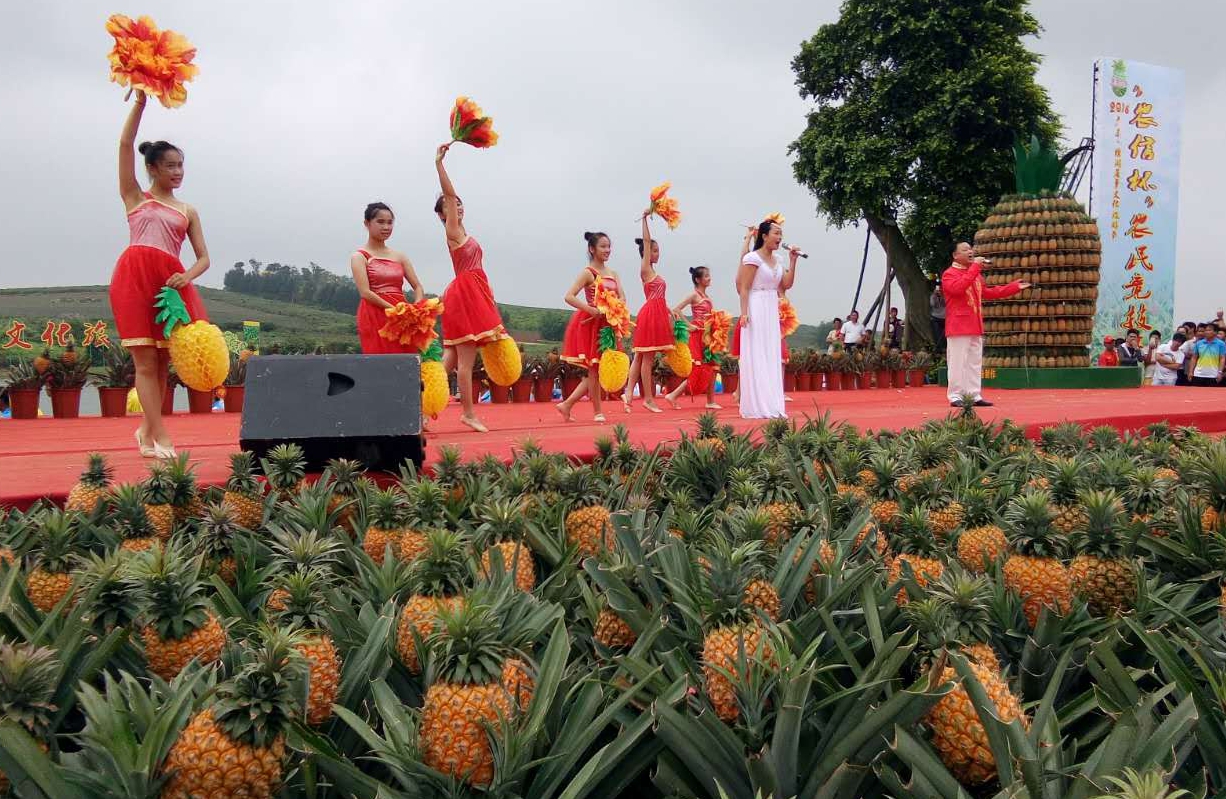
864, 214, 934, 350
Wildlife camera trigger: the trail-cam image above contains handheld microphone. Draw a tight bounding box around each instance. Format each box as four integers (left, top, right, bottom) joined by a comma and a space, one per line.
783, 244, 809, 259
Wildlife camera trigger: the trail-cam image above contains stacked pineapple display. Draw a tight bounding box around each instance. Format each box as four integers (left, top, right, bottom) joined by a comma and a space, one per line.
0, 420, 1224, 798
973, 137, 1101, 369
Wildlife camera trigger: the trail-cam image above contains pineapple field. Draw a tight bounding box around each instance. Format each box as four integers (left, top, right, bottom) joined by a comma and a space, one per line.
1, 411, 1225, 799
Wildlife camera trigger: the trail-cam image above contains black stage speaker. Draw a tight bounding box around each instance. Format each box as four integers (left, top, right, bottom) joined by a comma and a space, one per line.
239, 354, 425, 472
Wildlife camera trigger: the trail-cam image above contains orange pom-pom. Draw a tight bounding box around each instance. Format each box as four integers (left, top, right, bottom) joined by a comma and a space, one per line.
648, 183, 682, 230
450, 96, 499, 148
703, 311, 732, 355
778, 298, 799, 337
106, 14, 198, 108
594, 284, 633, 340
379, 297, 444, 353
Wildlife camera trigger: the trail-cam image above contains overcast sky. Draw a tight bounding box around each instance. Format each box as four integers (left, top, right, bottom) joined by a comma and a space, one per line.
0, 1, 1220, 327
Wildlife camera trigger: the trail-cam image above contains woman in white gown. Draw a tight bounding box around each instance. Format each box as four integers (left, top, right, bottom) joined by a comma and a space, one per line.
737, 219, 800, 419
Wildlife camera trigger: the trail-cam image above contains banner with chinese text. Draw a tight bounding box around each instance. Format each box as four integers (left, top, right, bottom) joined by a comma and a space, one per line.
1090, 59, 1184, 354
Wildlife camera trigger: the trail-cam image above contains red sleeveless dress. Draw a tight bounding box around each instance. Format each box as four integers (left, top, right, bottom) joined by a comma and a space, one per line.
688, 294, 713, 364
355, 249, 414, 354
109, 194, 208, 348
631, 274, 673, 353
561, 268, 619, 369
441, 237, 507, 346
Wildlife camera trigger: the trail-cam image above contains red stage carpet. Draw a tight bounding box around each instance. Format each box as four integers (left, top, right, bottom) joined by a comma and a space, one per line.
3, 386, 1224, 510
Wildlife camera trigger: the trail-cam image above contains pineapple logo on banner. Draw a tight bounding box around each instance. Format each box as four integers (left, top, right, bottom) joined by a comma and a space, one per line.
1110, 60, 1128, 98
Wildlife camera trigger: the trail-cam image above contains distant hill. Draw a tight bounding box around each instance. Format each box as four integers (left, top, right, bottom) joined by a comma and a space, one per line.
0, 285, 831, 355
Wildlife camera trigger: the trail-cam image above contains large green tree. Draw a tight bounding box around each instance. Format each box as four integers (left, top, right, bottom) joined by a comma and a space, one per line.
790, 0, 1061, 347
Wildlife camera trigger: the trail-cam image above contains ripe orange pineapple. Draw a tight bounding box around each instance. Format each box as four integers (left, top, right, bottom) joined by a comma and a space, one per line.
164, 453, 202, 524
864, 453, 904, 532
433, 445, 469, 505
324, 458, 365, 533
1002, 491, 1073, 628
260, 443, 308, 501
694, 412, 728, 458
194, 502, 244, 586
362, 486, 407, 565
475, 497, 537, 592
1189, 443, 1226, 535
142, 464, 177, 539
1047, 457, 1088, 535
888, 508, 946, 605
955, 487, 1009, 574
594, 608, 638, 649
110, 483, 159, 553
396, 530, 470, 674
25, 509, 84, 612
222, 450, 265, 529
127, 544, 228, 680
743, 578, 781, 621
0, 639, 60, 794
267, 568, 341, 726
1068, 490, 1137, 616
562, 468, 614, 558
65, 453, 114, 514
162, 628, 301, 799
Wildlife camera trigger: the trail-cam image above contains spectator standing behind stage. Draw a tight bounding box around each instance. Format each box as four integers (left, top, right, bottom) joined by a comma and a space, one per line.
1152, 331, 1186, 386
1141, 330, 1161, 384
887, 307, 903, 348
1117, 329, 1143, 366
1190, 323, 1226, 386
1097, 336, 1120, 367
826, 318, 844, 352
842, 310, 865, 351
930, 282, 946, 351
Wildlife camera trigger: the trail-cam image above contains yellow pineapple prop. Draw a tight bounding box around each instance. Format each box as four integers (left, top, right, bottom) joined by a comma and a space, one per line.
154, 287, 228, 391
418, 339, 449, 418
663, 319, 693, 378
481, 336, 522, 386
598, 333, 630, 394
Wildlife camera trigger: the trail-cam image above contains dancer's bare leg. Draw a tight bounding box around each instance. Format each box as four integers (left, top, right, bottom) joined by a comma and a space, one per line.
455, 343, 487, 432
639, 354, 661, 412
556, 369, 589, 422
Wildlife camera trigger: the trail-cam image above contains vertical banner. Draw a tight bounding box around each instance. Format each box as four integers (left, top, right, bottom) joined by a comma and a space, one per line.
1091, 59, 1184, 355
242, 320, 260, 353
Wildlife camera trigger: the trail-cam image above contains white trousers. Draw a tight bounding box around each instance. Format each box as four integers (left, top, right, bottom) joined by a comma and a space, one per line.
947, 334, 983, 402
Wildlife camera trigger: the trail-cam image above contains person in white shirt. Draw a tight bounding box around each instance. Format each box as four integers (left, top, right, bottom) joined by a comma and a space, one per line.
1141, 330, 1161, 384
842, 310, 864, 349
1153, 332, 1187, 386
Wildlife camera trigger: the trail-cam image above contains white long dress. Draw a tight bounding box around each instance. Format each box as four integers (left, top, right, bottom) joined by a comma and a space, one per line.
738, 251, 786, 419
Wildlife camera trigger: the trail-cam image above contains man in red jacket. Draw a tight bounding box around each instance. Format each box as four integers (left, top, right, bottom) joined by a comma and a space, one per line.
941, 242, 1030, 407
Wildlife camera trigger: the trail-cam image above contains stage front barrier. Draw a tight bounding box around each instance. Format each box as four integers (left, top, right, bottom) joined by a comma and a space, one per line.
938, 364, 1143, 390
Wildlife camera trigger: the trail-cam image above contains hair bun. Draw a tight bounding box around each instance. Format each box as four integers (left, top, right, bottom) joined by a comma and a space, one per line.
633, 238, 644, 246
688, 266, 701, 277
137, 141, 154, 155
583, 231, 597, 244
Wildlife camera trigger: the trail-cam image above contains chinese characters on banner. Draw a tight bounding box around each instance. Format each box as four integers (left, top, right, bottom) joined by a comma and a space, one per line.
2, 320, 112, 353
1090, 59, 1184, 357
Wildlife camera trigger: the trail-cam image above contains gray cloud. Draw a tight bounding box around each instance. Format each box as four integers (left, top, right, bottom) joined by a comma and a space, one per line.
0, 0, 1219, 328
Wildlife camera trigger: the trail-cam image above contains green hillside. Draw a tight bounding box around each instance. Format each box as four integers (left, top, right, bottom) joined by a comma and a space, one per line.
0, 285, 832, 355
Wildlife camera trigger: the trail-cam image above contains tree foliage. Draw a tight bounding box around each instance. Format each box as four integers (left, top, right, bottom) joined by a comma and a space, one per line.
223, 260, 361, 315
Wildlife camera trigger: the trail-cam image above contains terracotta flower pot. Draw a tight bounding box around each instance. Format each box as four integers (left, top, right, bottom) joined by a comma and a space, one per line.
783, 373, 798, 392
162, 386, 176, 416
98, 386, 130, 418
561, 376, 582, 397
187, 389, 214, 414
488, 383, 511, 404
873, 369, 891, 389
892, 370, 906, 389
533, 378, 554, 402
826, 372, 842, 391
908, 369, 927, 387
721, 374, 739, 394
511, 378, 533, 403
797, 373, 813, 392
223, 386, 245, 413
8, 388, 40, 419
49, 388, 82, 419
841, 373, 857, 390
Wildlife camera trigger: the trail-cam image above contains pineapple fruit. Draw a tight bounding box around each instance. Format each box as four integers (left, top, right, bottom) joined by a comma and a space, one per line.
222, 450, 265, 529
396, 530, 470, 674
25, 509, 84, 612
0, 639, 59, 794
260, 443, 307, 500
127, 544, 228, 680
363, 486, 407, 565
955, 487, 1009, 574
1002, 491, 1073, 628
143, 464, 178, 539
110, 483, 160, 553
476, 497, 537, 592
65, 453, 114, 514
267, 568, 341, 726
888, 507, 945, 605
1068, 490, 1137, 615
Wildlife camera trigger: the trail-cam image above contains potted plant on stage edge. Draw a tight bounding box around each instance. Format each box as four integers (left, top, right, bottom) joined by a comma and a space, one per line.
96, 345, 135, 417
719, 356, 739, 395
811, 351, 832, 390
826, 345, 846, 391
845, 348, 865, 390
887, 348, 907, 389
794, 348, 813, 391
536, 349, 562, 402
222, 347, 251, 413
46, 352, 92, 419
4, 360, 44, 419
559, 361, 584, 398
908, 350, 932, 387
512, 345, 535, 403
783, 351, 801, 392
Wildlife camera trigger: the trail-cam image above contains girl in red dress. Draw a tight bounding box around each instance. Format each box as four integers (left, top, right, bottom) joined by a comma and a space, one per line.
435, 143, 510, 433
556, 232, 625, 423
664, 266, 721, 409
351, 202, 425, 354
110, 91, 211, 459
622, 210, 674, 413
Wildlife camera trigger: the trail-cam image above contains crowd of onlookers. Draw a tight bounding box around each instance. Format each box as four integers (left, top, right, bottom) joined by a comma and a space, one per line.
824, 307, 906, 354
1099, 313, 1226, 386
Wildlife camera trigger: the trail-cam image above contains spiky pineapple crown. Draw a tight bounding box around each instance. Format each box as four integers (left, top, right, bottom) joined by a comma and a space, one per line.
410, 530, 472, 598
0, 638, 60, 737
163, 453, 198, 508
1190, 442, 1226, 511
1095, 767, 1190, 799
211, 625, 307, 747
268, 525, 342, 574
761, 417, 792, 446
268, 567, 332, 631
725, 506, 773, 549
556, 465, 603, 507
31, 508, 84, 574
367, 487, 407, 530
433, 445, 467, 487
522, 454, 557, 492
195, 502, 242, 560
403, 478, 449, 528
1003, 490, 1069, 558
426, 599, 515, 687
76, 551, 138, 633
895, 507, 941, 557
324, 458, 365, 497
1087, 425, 1122, 452
476, 497, 527, 546
126, 544, 212, 640
1046, 457, 1086, 506
143, 465, 177, 506
110, 484, 157, 541
77, 453, 114, 489
695, 411, 723, 441
1039, 422, 1086, 458
1125, 466, 1175, 517
866, 452, 904, 501
925, 567, 995, 649
1012, 134, 1065, 195
260, 443, 307, 491
1071, 490, 1133, 558
225, 451, 261, 495
1090, 453, 1135, 495
909, 432, 952, 471
698, 540, 769, 628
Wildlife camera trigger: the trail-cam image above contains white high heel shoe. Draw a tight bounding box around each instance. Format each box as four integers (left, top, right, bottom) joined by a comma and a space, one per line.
135, 429, 156, 458
152, 441, 178, 460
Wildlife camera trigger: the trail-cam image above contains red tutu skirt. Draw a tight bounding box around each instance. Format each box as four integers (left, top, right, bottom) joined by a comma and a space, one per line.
561, 309, 608, 369
109, 245, 208, 348
632, 297, 674, 353
357, 292, 417, 354
688, 329, 705, 364
442, 268, 505, 346
729, 319, 786, 361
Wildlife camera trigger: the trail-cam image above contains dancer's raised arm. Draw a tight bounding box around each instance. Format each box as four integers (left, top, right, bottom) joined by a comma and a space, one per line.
118, 92, 147, 210
639, 211, 655, 283
435, 143, 465, 246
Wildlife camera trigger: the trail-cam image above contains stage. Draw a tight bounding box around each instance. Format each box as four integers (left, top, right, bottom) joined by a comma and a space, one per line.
3, 385, 1224, 510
